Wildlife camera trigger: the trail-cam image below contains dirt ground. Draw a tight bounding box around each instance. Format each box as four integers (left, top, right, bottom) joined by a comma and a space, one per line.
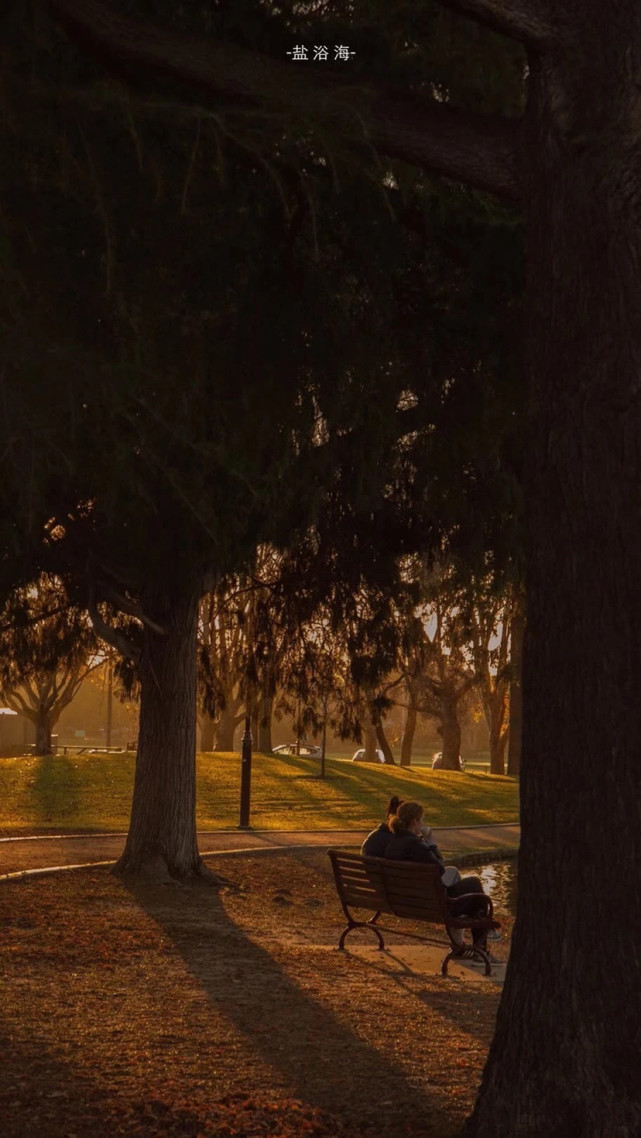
0, 850, 512, 1137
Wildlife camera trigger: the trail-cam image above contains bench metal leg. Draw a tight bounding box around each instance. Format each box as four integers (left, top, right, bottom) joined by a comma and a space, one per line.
338, 911, 385, 950
442, 945, 492, 977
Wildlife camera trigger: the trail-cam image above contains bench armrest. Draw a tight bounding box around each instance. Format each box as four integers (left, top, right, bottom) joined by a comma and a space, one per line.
447, 892, 498, 929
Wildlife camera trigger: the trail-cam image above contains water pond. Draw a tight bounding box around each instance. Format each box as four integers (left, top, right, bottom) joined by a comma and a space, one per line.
467, 860, 518, 917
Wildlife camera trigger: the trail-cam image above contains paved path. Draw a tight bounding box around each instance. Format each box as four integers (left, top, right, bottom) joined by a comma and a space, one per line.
0, 824, 519, 877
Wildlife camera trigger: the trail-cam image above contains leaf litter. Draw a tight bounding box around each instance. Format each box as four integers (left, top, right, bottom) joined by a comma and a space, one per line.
0, 850, 512, 1136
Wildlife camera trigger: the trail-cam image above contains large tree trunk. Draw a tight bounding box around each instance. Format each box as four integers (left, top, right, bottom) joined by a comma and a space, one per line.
400, 702, 417, 767
487, 688, 508, 775
200, 712, 216, 752
488, 717, 508, 775
114, 592, 211, 882
363, 720, 379, 762
34, 709, 53, 756
374, 718, 396, 765
437, 699, 462, 770
214, 701, 242, 751
466, 19, 641, 1135
507, 597, 525, 777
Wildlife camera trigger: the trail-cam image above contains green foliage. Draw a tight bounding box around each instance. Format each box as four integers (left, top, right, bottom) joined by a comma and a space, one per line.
0, 575, 98, 693
1, 0, 525, 625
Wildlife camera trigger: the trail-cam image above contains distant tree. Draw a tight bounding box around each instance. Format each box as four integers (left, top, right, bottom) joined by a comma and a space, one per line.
418, 600, 478, 769
259, 537, 405, 763
198, 584, 247, 753
506, 587, 525, 777
466, 582, 515, 775
0, 576, 100, 754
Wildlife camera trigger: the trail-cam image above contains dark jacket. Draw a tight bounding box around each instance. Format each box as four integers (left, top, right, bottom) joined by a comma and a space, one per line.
383, 828, 445, 874
361, 823, 391, 857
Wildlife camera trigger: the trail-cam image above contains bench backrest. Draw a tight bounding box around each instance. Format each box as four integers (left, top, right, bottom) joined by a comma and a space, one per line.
379, 858, 450, 923
328, 850, 394, 914
328, 849, 451, 924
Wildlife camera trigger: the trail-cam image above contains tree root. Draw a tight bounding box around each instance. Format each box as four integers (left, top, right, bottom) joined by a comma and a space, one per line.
112, 852, 223, 886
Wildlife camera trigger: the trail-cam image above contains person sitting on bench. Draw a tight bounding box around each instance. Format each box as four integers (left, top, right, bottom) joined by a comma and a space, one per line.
360, 795, 402, 857
384, 800, 500, 951
362, 797, 461, 889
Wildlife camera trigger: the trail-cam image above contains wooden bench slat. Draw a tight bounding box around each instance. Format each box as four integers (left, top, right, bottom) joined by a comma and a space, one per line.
378, 876, 443, 896
390, 903, 444, 920
344, 893, 392, 911
339, 876, 387, 892
379, 863, 441, 879
338, 865, 386, 879
339, 876, 386, 891
334, 867, 386, 881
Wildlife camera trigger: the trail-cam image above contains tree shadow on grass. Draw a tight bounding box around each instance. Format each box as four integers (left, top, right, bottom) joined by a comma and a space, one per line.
276, 850, 503, 1049
27, 755, 82, 826
0, 1007, 353, 1138
0, 1009, 155, 1138
346, 949, 500, 1047
123, 878, 461, 1137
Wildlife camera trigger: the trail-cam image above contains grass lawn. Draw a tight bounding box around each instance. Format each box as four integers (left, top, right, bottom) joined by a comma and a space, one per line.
0, 851, 509, 1137
0, 751, 518, 834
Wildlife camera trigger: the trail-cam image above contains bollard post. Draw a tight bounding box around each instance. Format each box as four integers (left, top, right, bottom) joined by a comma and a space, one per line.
238, 714, 252, 829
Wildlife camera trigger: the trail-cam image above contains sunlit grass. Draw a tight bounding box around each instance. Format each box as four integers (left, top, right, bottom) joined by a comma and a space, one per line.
0, 750, 518, 834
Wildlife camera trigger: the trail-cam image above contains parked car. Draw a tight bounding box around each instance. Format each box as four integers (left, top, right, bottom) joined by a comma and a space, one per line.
272, 742, 322, 758
431, 751, 465, 772
351, 747, 386, 764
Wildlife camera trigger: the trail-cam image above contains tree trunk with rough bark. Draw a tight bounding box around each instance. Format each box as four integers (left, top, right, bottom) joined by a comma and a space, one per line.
214, 702, 242, 751
507, 599, 525, 777
486, 688, 509, 775
200, 713, 216, 752
438, 699, 462, 770
488, 715, 508, 775
363, 720, 379, 762
34, 711, 53, 756
400, 703, 417, 767
114, 593, 211, 881
465, 11, 641, 1133
374, 719, 396, 764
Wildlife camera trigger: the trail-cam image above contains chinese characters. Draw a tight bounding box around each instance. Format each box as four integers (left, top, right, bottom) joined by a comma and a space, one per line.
286, 45, 355, 61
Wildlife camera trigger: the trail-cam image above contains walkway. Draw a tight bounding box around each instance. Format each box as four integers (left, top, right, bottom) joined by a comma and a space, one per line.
0, 823, 519, 877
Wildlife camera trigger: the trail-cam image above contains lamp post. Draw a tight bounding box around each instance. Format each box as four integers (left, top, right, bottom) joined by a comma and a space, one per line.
238, 713, 252, 829
105, 655, 113, 749
320, 712, 327, 779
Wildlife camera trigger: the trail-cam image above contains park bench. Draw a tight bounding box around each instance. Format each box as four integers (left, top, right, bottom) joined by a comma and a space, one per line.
327, 849, 500, 976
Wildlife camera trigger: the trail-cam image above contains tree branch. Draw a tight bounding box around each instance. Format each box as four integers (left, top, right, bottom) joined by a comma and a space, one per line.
52, 659, 101, 715
96, 580, 167, 636
453, 670, 481, 699
88, 593, 140, 663
0, 604, 70, 637
2, 690, 31, 717
438, 0, 560, 49
47, 0, 521, 202
25, 678, 41, 707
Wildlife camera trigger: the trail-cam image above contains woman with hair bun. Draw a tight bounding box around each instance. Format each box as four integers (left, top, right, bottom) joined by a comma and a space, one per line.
360, 795, 403, 857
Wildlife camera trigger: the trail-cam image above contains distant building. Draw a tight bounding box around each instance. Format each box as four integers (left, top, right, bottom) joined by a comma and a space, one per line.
0, 711, 35, 754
